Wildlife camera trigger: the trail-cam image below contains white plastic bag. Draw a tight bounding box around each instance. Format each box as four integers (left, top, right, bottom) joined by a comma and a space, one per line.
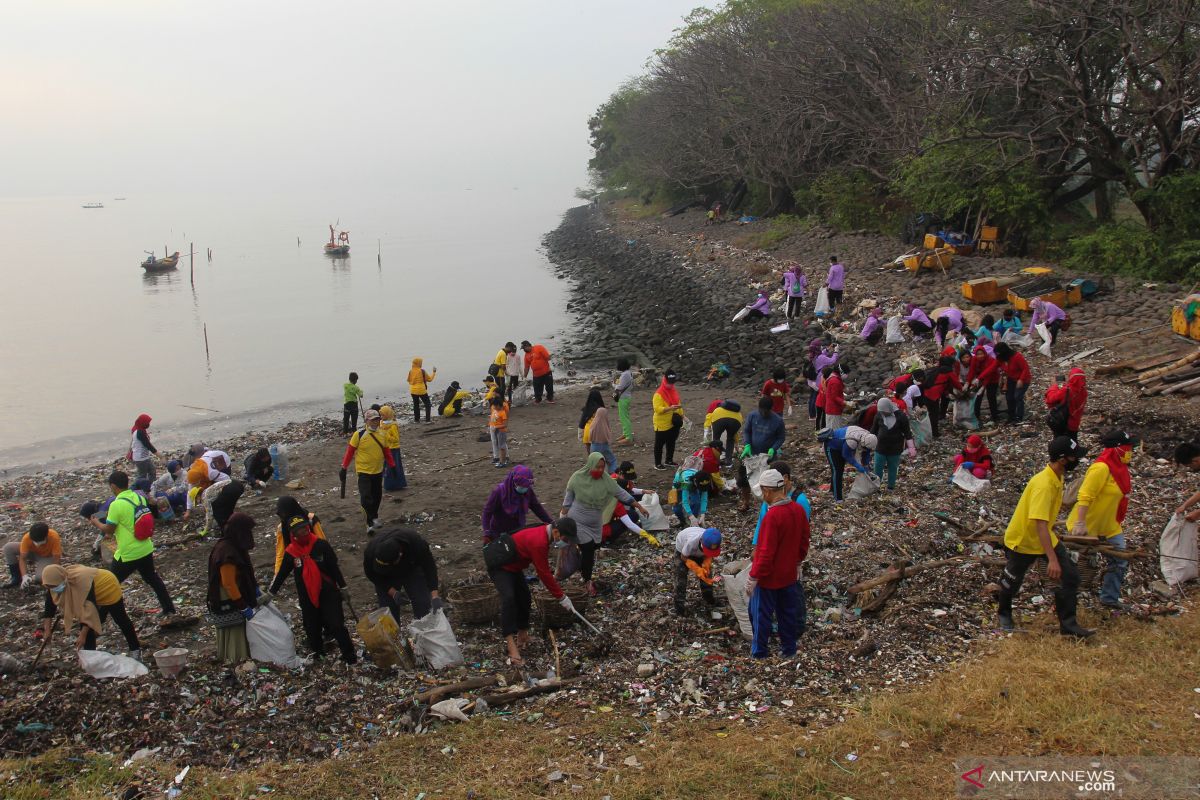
78, 649, 149, 679
847, 471, 880, 500
731, 307, 750, 323
1035, 322, 1053, 357
246, 603, 304, 669
814, 287, 831, 317
640, 491, 670, 532
408, 609, 464, 670
743, 453, 770, 499
951, 466, 991, 493
721, 560, 753, 640
885, 315, 904, 344
911, 409, 933, 448
1160, 513, 1199, 586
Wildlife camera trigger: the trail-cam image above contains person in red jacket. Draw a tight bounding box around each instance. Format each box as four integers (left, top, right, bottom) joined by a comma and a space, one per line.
919, 355, 963, 438
1045, 367, 1087, 443
746, 469, 810, 658
821, 365, 847, 429
488, 518, 578, 665
965, 344, 1001, 424
994, 342, 1032, 423
761, 368, 792, 415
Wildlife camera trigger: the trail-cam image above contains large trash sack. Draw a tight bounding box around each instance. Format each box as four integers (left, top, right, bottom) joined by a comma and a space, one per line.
246, 604, 303, 669
954, 392, 981, 430
813, 287, 831, 317
408, 609, 464, 670
640, 491, 670, 532
744, 453, 770, 499
78, 649, 148, 679
721, 559, 753, 640
1160, 513, 1199, 586
357, 607, 413, 669
847, 471, 880, 500
885, 315, 905, 344
1035, 322, 1053, 357
911, 409, 933, 448
554, 542, 582, 581
952, 466, 991, 493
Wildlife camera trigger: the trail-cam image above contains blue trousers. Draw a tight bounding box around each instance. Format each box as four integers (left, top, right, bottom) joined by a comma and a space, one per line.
749, 582, 804, 658
1100, 533, 1128, 605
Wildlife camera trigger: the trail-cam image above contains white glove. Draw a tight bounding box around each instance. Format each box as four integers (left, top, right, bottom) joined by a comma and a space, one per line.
558, 595, 575, 612
696, 514, 705, 526
1071, 520, 1088, 537
20, 574, 34, 589
576, 428, 583, 441
688, 515, 700, 527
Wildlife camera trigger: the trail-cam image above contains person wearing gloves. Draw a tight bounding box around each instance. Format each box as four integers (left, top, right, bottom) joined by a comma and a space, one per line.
903, 303, 934, 337
521, 340, 556, 404
1067, 430, 1139, 611
407, 357, 437, 423
363, 527, 440, 623
782, 263, 807, 319
671, 467, 713, 528
42, 563, 140, 660
1045, 367, 1087, 444
741, 291, 771, 322
561, 452, 646, 596
820, 364, 847, 431
859, 308, 885, 345
438, 381, 471, 417
690, 440, 726, 490
272, 497, 327, 580
954, 434, 994, 479
869, 398, 915, 490
825, 256, 845, 309
268, 510, 357, 663
613, 358, 635, 445
746, 469, 810, 658
919, 355, 963, 438
185, 449, 231, 523
128, 414, 158, 483
998, 436, 1094, 638
752, 461, 812, 546
4, 522, 62, 591
824, 426, 877, 502
242, 448, 274, 489
481, 465, 554, 542
488, 517, 579, 665
933, 307, 964, 348
651, 370, 686, 470
672, 526, 722, 615
607, 472, 660, 547
705, 399, 743, 466
994, 342, 1032, 423
742, 396, 786, 459
340, 408, 395, 534
966, 343, 1002, 425
206, 511, 261, 664
1029, 297, 1068, 343
151, 459, 190, 513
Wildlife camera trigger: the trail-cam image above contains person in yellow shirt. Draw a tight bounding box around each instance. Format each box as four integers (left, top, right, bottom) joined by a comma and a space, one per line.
41, 563, 141, 660
1068, 430, 1138, 610
272, 497, 328, 580
408, 357, 436, 423
704, 399, 743, 466
998, 436, 1093, 638
492, 342, 516, 395
379, 404, 407, 490
652, 369, 686, 471
339, 409, 395, 534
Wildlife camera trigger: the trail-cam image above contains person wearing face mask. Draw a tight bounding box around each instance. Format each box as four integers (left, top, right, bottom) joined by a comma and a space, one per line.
339, 409, 396, 534
1067, 430, 1139, 611
651, 369, 686, 470
42, 563, 141, 660
561, 453, 646, 596
206, 512, 263, 664
268, 512, 357, 663
998, 436, 1094, 638
272, 497, 327, 579
488, 517, 579, 665
481, 465, 554, 542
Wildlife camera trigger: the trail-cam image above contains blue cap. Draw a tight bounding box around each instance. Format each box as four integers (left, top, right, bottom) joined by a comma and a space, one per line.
701, 527, 722, 556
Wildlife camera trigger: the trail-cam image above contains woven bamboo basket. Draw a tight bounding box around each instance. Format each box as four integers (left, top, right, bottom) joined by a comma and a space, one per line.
534, 587, 591, 629
448, 582, 501, 626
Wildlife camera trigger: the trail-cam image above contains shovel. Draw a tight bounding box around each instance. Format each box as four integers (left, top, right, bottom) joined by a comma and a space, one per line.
570, 607, 603, 636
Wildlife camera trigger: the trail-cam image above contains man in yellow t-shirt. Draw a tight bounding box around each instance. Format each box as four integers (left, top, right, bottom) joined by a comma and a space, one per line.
493, 342, 516, 396
998, 436, 1094, 638
339, 409, 395, 534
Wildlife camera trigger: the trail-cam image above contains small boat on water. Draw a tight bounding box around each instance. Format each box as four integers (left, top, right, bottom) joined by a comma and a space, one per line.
324, 224, 350, 256
141, 249, 180, 272
82, 202, 104, 209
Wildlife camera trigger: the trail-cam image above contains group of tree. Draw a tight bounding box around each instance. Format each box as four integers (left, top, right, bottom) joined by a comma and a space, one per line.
588, 0, 1200, 279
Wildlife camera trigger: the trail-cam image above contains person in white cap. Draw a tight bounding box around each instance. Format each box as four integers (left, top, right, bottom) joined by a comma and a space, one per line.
746, 469, 810, 658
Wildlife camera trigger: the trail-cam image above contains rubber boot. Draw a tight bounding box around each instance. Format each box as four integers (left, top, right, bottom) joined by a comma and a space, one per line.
1059, 617, 1095, 639
997, 613, 1015, 632
4, 563, 19, 589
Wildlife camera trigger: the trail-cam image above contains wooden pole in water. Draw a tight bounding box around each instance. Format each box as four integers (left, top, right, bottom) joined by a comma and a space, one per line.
203, 323, 210, 361
377, 238, 381, 267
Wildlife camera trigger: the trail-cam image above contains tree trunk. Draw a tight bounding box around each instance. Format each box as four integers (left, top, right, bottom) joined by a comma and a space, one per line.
1093, 181, 1113, 223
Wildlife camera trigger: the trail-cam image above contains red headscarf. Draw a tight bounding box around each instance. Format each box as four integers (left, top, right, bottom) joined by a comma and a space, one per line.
1066, 367, 1087, 414
284, 522, 327, 607
131, 414, 152, 432
1096, 446, 1132, 522
656, 376, 681, 407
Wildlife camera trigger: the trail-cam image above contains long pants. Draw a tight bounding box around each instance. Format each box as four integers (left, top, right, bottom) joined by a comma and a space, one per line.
743, 309, 767, 322
374, 568, 433, 622
828, 289, 843, 307
825, 445, 847, 501
383, 449, 407, 491
411, 393, 432, 422
82, 599, 140, 651
928, 396, 948, 438
825, 413, 844, 431
808, 387, 818, 420
617, 395, 634, 441
973, 383, 1000, 424
864, 328, 883, 346
673, 494, 703, 527
488, 568, 531, 635
357, 472, 384, 525
134, 459, 156, 484
590, 442, 617, 472
1100, 533, 1128, 605
997, 543, 1080, 623
300, 587, 356, 662
3, 543, 54, 577
1047, 319, 1062, 344
579, 541, 598, 582
343, 402, 358, 434
711, 418, 741, 463
750, 582, 803, 658
531, 372, 555, 402
873, 452, 901, 490
908, 320, 932, 336
110, 553, 176, 614
673, 555, 715, 609
490, 429, 509, 462
654, 427, 680, 466
786, 296, 803, 318
1005, 381, 1028, 422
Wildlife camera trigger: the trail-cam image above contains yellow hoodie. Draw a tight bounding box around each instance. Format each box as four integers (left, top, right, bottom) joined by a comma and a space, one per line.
408, 358, 435, 396
380, 405, 400, 448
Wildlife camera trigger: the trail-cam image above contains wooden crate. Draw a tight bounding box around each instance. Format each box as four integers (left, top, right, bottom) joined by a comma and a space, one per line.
961, 278, 1005, 304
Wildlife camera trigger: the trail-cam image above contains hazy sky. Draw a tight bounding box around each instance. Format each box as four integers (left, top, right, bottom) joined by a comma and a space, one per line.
1, 1, 701, 198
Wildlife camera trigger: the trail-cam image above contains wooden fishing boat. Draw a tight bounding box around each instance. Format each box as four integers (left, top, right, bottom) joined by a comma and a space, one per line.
324, 224, 350, 256
141, 250, 180, 272
82, 202, 104, 209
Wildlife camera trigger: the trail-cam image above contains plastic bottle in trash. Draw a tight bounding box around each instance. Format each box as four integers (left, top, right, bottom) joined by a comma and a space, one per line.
270, 444, 288, 482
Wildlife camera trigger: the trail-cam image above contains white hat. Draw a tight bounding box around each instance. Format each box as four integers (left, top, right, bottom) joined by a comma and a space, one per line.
758, 468, 785, 489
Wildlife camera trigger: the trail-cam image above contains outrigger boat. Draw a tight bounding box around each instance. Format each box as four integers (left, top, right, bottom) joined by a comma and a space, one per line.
141, 249, 180, 272
324, 224, 350, 256
82, 202, 104, 209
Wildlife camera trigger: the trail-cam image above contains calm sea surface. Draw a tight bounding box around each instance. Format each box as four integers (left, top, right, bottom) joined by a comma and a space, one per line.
0, 189, 572, 473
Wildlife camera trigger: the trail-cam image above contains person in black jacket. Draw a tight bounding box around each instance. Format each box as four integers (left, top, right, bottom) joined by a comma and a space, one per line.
868, 397, 915, 490
362, 527, 441, 622
243, 448, 274, 489
268, 513, 356, 663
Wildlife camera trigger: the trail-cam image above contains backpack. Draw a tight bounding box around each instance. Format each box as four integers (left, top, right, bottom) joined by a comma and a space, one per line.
1046, 390, 1070, 432
120, 495, 155, 541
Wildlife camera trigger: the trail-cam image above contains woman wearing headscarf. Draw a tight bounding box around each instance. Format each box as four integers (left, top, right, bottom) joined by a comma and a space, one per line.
407, 357, 437, 423
613, 358, 635, 445
868, 397, 915, 490
206, 511, 262, 664
919, 355, 963, 438
209, 480, 246, 533
803, 338, 823, 421
129, 414, 158, 483
1045, 367, 1087, 443
438, 381, 470, 417
859, 308, 885, 345
651, 369, 686, 470
823, 426, 877, 502
273, 496, 328, 579
268, 511, 356, 663
741, 291, 771, 322
1067, 430, 1138, 610
903, 303, 933, 337
782, 263, 807, 319
561, 452, 646, 595
379, 404, 407, 490
578, 389, 605, 457
481, 465, 554, 542
953, 434, 994, 479
243, 448, 274, 489
41, 563, 140, 660
185, 449, 231, 529
586, 391, 618, 472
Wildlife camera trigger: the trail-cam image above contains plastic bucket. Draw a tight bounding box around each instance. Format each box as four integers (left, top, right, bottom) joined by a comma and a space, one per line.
270, 444, 288, 482
153, 647, 188, 677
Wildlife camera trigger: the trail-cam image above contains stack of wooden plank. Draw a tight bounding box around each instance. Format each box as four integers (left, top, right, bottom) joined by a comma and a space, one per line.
1099, 348, 1200, 395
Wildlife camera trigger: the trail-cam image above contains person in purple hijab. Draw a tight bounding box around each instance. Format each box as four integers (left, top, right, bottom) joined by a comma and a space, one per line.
481, 465, 553, 542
